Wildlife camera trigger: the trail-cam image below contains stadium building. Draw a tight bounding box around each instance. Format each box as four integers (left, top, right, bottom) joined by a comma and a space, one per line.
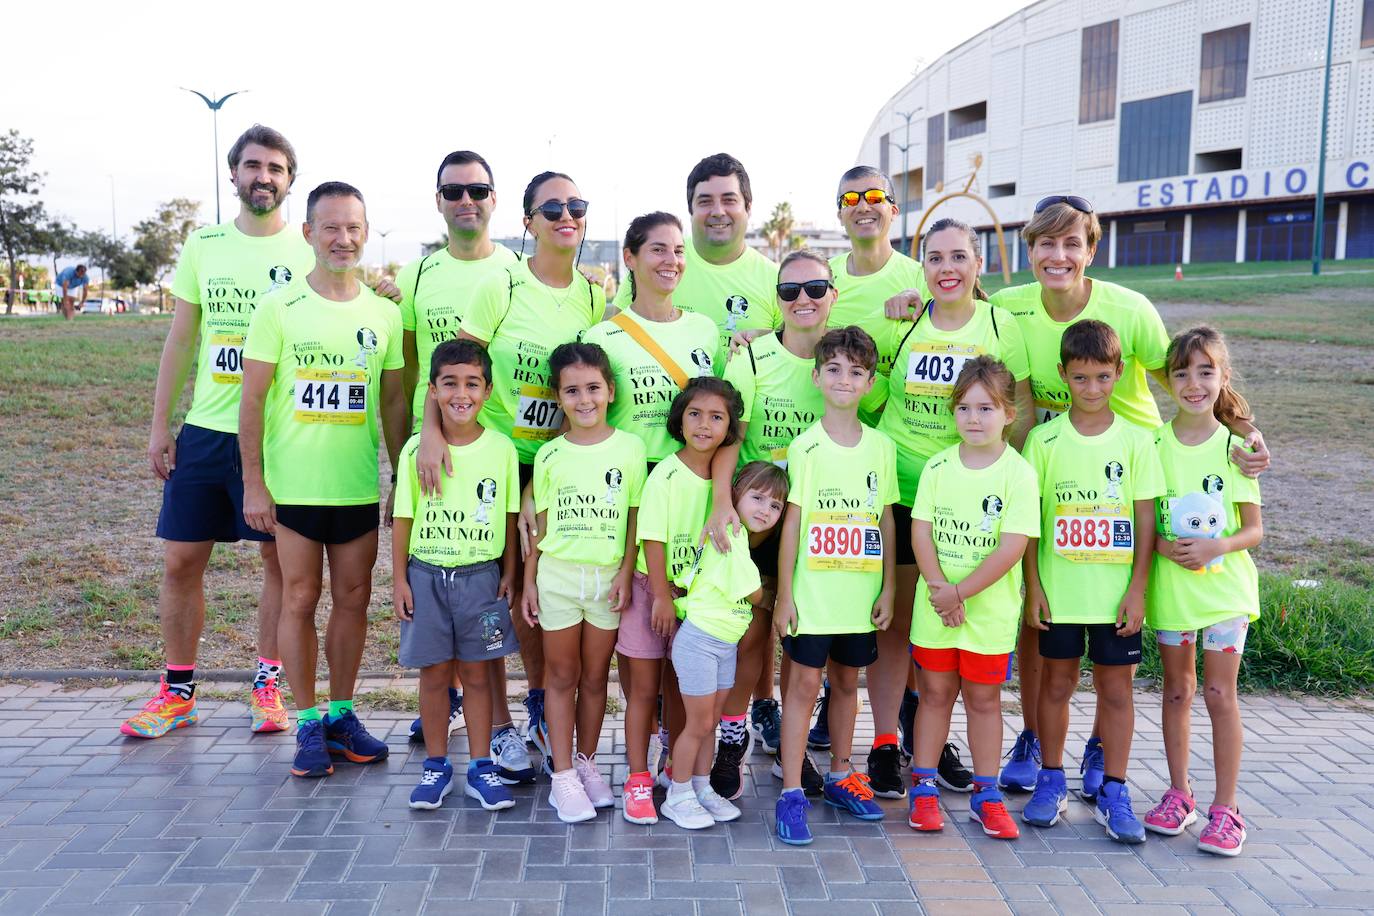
855, 0, 1374, 269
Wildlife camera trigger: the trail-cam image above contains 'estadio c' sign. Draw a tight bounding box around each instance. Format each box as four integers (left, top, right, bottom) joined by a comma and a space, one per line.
1135, 161, 1370, 209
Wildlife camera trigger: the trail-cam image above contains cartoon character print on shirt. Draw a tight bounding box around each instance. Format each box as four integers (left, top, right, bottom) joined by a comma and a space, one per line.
690, 348, 714, 376
474, 477, 498, 526
604, 468, 623, 506
1168, 489, 1225, 573
866, 471, 879, 509
724, 295, 749, 332
266, 264, 293, 294
1104, 461, 1125, 501
980, 495, 1004, 533
354, 327, 378, 368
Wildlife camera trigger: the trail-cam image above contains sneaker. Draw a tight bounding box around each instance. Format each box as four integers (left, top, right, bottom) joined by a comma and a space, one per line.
751, 698, 782, 755
661, 789, 714, 830
898, 691, 918, 766
531, 715, 552, 763
867, 742, 906, 799
656, 765, 674, 792
249, 680, 289, 733
120, 678, 198, 739
1144, 786, 1198, 836
621, 772, 658, 825
697, 785, 742, 822
775, 789, 814, 846
1197, 805, 1246, 856
998, 730, 1041, 792
574, 753, 615, 809
409, 688, 462, 744
290, 719, 334, 778
937, 743, 974, 792
524, 689, 545, 746
709, 731, 751, 801
647, 730, 668, 778
1095, 780, 1146, 844
908, 791, 944, 832
1079, 736, 1105, 803
970, 788, 1020, 840
409, 758, 454, 809
491, 726, 537, 784
807, 686, 831, 750
823, 771, 884, 821
324, 710, 389, 764
549, 768, 596, 824
1022, 768, 1069, 827
770, 751, 824, 796
465, 759, 516, 811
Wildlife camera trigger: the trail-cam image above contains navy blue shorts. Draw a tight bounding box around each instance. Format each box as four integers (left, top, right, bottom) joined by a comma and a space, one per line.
156, 424, 271, 543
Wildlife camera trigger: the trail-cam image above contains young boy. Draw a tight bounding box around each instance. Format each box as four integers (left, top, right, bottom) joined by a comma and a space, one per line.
1021, 319, 1164, 844
394, 339, 522, 810
772, 326, 898, 846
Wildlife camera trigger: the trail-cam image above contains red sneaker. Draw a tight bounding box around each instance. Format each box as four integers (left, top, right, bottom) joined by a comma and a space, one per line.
971, 791, 1020, 840
908, 792, 944, 831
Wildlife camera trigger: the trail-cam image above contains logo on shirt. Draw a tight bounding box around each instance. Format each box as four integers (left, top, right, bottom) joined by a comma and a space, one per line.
354, 327, 378, 367
474, 478, 498, 525
723, 295, 749, 331
604, 468, 624, 506
980, 495, 1004, 532
690, 348, 713, 375
865, 471, 879, 508
266, 265, 293, 293
1103, 461, 1125, 500
1202, 474, 1224, 497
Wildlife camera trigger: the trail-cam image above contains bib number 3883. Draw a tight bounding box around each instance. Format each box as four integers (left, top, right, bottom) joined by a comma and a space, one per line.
1053, 505, 1132, 564
514, 384, 563, 441
294, 368, 367, 425
806, 510, 882, 572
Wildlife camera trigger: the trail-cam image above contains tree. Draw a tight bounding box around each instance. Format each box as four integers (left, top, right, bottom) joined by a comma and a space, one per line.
761, 201, 803, 263
83, 230, 150, 294
134, 198, 200, 310
37, 218, 80, 283
0, 130, 48, 314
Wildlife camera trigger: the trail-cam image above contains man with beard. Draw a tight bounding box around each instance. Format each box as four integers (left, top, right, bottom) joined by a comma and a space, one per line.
126, 125, 315, 739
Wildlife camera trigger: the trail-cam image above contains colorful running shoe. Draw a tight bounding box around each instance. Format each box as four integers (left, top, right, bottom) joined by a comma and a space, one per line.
775, 789, 814, 845
823, 771, 884, 821
1095, 780, 1146, 844
1144, 786, 1198, 836
807, 684, 831, 750
908, 790, 944, 832
970, 787, 1020, 840
524, 689, 546, 748
709, 730, 751, 801
409, 758, 453, 809
465, 758, 515, 811
621, 772, 658, 825
937, 742, 974, 792
1198, 805, 1246, 856
1079, 736, 1105, 803
120, 678, 197, 739
1022, 768, 1069, 827
491, 725, 537, 784
249, 679, 289, 734
751, 697, 782, 755
409, 688, 462, 744
324, 710, 389, 764
291, 719, 334, 778
998, 729, 1041, 792
898, 690, 918, 766
867, 742, 906, 799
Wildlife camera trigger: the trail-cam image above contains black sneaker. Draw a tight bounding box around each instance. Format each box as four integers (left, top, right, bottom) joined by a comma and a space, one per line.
807, 685, 831, 750
709, 732, 751, 801
867, 742, 907, 799
771, 749, 825, 796
898, 691, 919, 766
937, 742, 974, 792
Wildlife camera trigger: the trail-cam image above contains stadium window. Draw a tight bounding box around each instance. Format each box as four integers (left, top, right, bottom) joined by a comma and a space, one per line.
927, 114, 946, 189
1118, 91, 1193, 182
1080, 20, 1119, 124
1195, 148, 1243, 173
1200, 24, 1250, 103
1363, 0, 1373, 47
949, 102, 987, 140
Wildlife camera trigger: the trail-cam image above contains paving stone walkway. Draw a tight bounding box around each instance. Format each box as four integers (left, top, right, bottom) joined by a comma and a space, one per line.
0, 678, 1370, 915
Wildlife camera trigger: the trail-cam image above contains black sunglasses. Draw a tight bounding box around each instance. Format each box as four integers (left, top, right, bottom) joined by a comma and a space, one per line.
531, 198, 589, 221
438, 182, 493, 202
1034, 195, 1094, 215
777, 280, 834, 301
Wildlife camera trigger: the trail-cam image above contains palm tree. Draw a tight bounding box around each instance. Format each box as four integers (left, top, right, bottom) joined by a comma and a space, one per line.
762, 202, 798, 263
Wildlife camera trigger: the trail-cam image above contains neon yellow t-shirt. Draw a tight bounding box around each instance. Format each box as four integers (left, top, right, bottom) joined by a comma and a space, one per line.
394, 428, 520, 567
910, 445, 1040, 654
533, 429, 647, 565
170, 222, 315, 435
395, 243, 518, 425
990, 279, 1169, 429
1023, 414, 1165, 624
581, 309, 722, 462
873, 302, 1031, 505
463, 258, 606, 464
634, 453, 712, 582
243, 282, 405, 506
723, 332, 825, 467
1147, 424, 1262, 631
616, 241, 779, 351
676, 527, 761, 644
786, 422, 899, 635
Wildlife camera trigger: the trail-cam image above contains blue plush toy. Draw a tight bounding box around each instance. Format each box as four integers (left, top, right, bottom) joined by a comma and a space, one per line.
1169, 491, 1225, 572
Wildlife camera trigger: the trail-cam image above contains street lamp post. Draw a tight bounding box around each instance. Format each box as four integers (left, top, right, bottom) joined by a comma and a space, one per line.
182, 88, 243, 223
1311, 0, 1336, 276
894, 108, 921, 255
377, 229, 393, 271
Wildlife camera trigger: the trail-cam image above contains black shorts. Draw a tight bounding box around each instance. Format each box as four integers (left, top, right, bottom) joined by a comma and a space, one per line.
156, 424, 271, 543
783, 631, 879, 669
892, 502, 916, 567
749, 525, 782, 579
276, 503, 379, 545
1039, 622, 1142, 666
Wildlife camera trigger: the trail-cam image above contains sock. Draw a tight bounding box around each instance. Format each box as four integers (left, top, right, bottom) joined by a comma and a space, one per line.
327, 699, 354, 719
297, 706, 322, 723
782, 786, 803, 796
912, 766, 939, 794
254, 657, 282, 689
1103, 775, 1125, 787
691, 775, 710, 793
826, 769, 849, 782
973, 774, 998, 792
873, 732, 899, 749
165, 665, 195, 701
720, 715, 747, 744
427, 756, 450, 769
670, 778, 694, 798
466, 757, 490, 771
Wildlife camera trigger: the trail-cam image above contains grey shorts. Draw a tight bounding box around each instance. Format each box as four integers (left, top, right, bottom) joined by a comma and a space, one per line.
670, 618, 737, 697
399, 557, 517, 668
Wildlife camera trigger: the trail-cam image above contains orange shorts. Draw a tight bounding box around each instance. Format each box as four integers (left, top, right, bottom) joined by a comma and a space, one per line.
910, 645, 1014, 685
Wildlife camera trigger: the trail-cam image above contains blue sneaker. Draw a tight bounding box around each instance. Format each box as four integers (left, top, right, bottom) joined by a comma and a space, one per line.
823, 771, 884, 821
491, 725, 537, 784
290, 719, 333, 778
533, 717, 553, 775
807, 683, 831, 750
466, 758, 516, 811
324, 709, 389, 764
409, 688, 462, 744
898, 690, 918, 765
751, 697, 782, 755
1079, 737, 1105, 802
775, 789, 813, 845
409, 757, 454, 809
999, 729, 1041, 792
1096, 780, 1146, 844
1022, 768, 1069, 827
524, 689, 545, 747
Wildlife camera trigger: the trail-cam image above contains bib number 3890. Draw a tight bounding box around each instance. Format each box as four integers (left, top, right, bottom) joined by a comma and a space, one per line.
294, 368, 368, 425
806, 511, 882, 572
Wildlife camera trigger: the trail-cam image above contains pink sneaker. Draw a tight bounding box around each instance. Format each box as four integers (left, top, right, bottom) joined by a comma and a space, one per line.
574, 753, 615, 808
1144, 786, 1198, 836
1198, 805, 1246, 856
622, 772, 658, 825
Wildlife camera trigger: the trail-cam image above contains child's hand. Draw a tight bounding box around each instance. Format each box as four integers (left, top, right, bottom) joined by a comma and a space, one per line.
651, 593, 677, 639
703, 507, 741, 554
393, 582, 413, 622
1116, 590, 1145, 637
496, 572, 515, 605
773, 596, 798, 640
939, 604, 965, 628
521, 584, 541, 628
609, 569, 632, 613
1025, 586, 1050, 631
416, 430, 453, 497
872, 589, 894, 631
1232, 429, 1270, 479
1155, 537, 1176, 561
928, 581, 961, 616
517, 489, 537, 559
1171, 537, 1221, 570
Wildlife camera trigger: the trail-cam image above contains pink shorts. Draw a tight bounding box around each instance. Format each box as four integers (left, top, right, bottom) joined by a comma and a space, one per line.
614, 571, 671, 659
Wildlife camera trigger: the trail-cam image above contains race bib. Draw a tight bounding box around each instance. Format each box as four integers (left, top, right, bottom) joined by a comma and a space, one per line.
513, 384, 563, 441
209, 333, 244, 384
905, 343, 979, 397
1034, 399, 1066, 425
294, 368, 368, 425
1053, 504, 1132, 564
805, 510, 882, 572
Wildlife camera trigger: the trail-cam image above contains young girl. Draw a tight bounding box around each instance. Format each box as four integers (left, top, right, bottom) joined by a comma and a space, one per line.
523, 342, 646, 824
664, 461, 788, 829
618, 377, 743, 825
1144, 326, 1262, 857
907, 356, 1039, 840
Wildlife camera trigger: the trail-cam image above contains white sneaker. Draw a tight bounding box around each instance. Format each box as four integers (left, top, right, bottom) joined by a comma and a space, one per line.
696, 785, 742, 823
549, 768, 596, 823
574, 753, 615, 808
661, 789, 714, 830
656, 765, 674, 791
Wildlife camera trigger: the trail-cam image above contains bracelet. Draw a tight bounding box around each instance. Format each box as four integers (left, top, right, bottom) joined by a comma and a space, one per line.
953, 583, 961, 602
390, 473, 398, 483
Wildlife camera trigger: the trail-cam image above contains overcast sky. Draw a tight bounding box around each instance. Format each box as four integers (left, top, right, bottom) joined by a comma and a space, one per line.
7, 0, 1027, 267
